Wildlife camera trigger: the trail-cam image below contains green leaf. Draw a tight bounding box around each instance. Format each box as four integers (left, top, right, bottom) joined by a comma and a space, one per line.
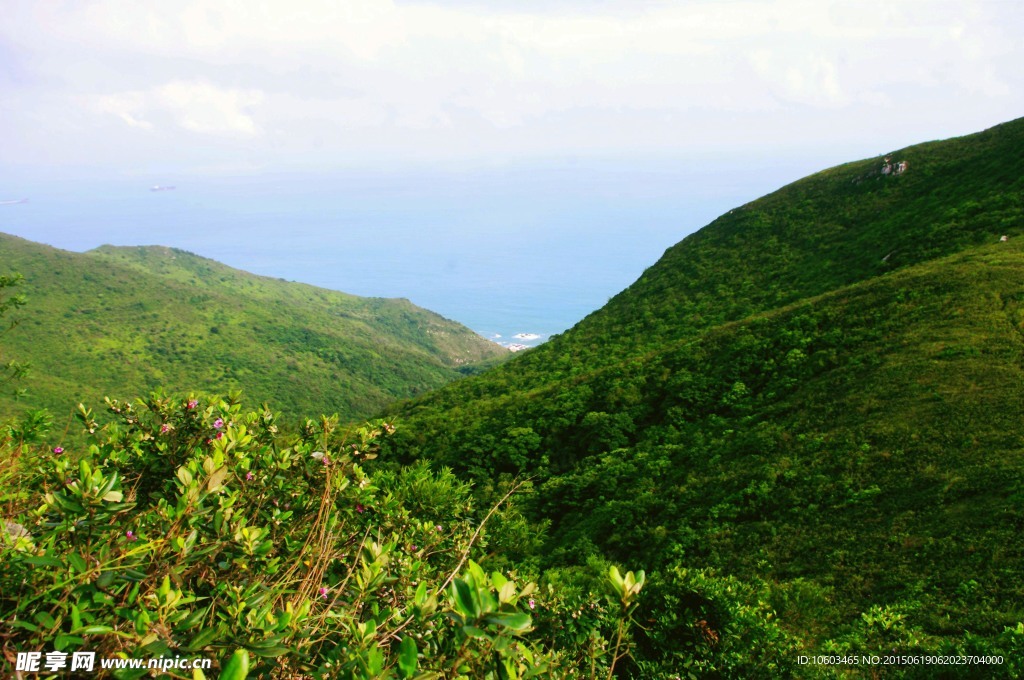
398, 636, 418, 678
24, 554, 63, 568
413, 581, 428, 607
484, 612, 532, 632
79, 459, 92, 484
273, 611, 293, 633
53, 634, 84, 651
218, 649, 249, 680
134, 608, 151, 635
74, 624, 115, 635
466, 560, 486, 587
123, 568, 148, 581
33, 611, 57, 628
179, 605, 211, 630
249, 644, 290, 658
142, 638, 172, 657
187, 627, 221, 651
452, 578, 479, 619
462, 625, 491, 640
69, 552, 88, 573
95, 569, 114, 589
490, 571, 509, 590
53, 494, 86, 514
498, 581, 517, 605
608, 566, 625, 597
97, 470, 119, 499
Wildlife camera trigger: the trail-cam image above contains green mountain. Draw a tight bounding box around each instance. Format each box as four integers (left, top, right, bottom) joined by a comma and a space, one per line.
4, 118, 1024, 678
0, 234, 505, 421
392, 117, 1023, 412
383, 118, 1024, 657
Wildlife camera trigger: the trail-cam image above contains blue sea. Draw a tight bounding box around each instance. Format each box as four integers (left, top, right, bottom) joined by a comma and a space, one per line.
0, 157, 820, 348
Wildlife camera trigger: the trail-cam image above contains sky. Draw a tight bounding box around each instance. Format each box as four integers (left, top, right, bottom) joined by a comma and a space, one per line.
2, 0, 1021, 175
1, 1, 1023, 340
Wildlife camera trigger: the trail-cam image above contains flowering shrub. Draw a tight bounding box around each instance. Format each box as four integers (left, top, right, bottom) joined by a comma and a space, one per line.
0, 394, 649, 678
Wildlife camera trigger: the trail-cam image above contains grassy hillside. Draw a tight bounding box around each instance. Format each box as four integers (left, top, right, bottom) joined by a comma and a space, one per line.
546, 243, 1024, 637
380, 118, 1024, 664
384, 116, 1024, 469
405, 117, 1024, 405
0, 235, 505, 422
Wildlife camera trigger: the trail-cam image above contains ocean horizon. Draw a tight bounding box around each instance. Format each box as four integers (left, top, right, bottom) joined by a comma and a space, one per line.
0, 156, 829, 347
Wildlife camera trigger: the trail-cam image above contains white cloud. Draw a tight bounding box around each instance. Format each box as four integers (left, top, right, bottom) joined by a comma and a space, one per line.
0, 0, 1021, 167
92, 80, 264, 137
93, 92, 154, 130
156, 80, 264, 136
750, 51, 849, 108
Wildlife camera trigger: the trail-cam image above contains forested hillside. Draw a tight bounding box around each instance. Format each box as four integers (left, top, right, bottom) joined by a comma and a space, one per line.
0, 235, 505, 422
398, 116, 1024, 407
379, 117, 1024, 669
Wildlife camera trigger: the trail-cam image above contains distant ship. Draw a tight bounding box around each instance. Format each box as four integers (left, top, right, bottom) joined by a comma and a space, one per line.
0, 198, 28, 206
150, 185, 176, 192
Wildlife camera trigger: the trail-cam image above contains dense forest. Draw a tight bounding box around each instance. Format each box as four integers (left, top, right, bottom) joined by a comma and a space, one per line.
3, 118, 1024, 678
379, 116, 1024, 675
0, 236, 505, 424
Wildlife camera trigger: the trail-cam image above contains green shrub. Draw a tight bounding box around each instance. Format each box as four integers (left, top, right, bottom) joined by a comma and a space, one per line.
1, 394, 554, 678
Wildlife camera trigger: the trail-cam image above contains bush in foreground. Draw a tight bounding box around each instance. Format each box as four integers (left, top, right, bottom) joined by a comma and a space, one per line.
1, 394, 657, 679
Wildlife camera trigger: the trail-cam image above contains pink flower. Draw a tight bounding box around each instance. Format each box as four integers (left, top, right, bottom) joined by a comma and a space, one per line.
215, 432, 224, 440
528, 599, 535, 610
245, 471, 254, 481
213, 418, 224, 429
160, 424, 171, 434
355, 504, 365, 514
53, 447, 64, 454
187, 399, 198, 409
435, 525, 442, 532
318, 587, 329, 599
126, 530, 137, 542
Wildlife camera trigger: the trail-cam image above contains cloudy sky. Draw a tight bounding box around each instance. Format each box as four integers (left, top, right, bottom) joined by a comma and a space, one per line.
2, 0, 1022, 176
